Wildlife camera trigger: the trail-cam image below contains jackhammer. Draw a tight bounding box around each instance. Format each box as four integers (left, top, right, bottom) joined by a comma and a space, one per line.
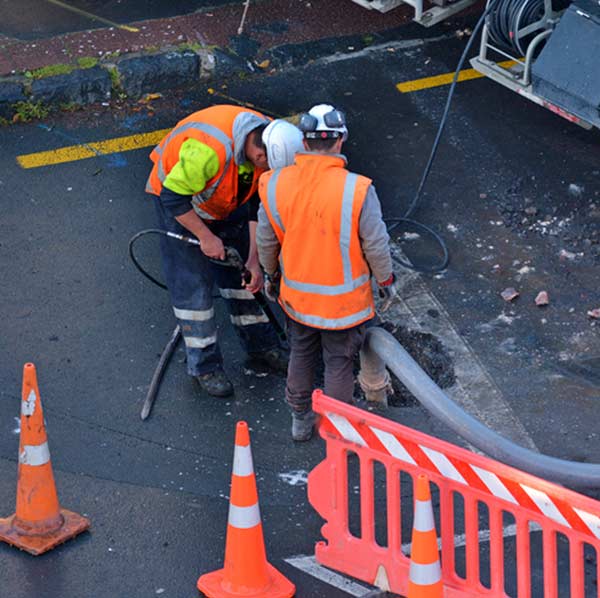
129, 229, 285, 420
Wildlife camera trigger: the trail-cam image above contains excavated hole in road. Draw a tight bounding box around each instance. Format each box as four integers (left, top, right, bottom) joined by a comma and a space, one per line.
376, 321, 456, 407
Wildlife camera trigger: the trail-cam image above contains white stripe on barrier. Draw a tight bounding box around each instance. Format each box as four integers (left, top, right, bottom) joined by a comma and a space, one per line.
184, 334, 217, 349
173, 307, 214, 321
409, 560, 442, 585
471, 465, 518, 505
19, 441, 50, 466
22, 389, 37, 416
369, 427, 416, 465
420, 446, 467, 485
220, 288, 254, 300
326, 413, 367, 447
228, 503, 261, 529
521, 485, 571, 528
414, 499, 435, 532
230, 314, 269, 326
573, 508, 600, 540
233, 444, 254, 477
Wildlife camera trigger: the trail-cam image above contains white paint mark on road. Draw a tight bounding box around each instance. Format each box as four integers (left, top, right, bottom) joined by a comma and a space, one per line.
279, 470, 309, 486
285, 555, 373, 596
287, 523, 543, 595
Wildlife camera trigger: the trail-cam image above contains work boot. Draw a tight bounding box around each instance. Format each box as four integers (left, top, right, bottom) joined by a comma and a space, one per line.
247, 347, 289, 374
291, 411, 316, 442
195, 368, 234, 398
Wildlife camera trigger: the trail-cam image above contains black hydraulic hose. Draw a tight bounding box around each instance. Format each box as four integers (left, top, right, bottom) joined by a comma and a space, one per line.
129, 230, 285, 341
129, 228, 201, 290
362, 327, 600, 488
385, 0, 499, 273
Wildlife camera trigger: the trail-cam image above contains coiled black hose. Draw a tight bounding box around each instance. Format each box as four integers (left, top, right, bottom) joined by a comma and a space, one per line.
487, 0, 546, 55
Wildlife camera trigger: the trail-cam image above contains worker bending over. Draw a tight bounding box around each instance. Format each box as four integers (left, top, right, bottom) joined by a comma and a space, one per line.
145, 105, 302, 398
257, 104, 397, 441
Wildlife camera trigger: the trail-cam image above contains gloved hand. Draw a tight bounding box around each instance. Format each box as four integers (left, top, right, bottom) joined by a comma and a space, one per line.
264, 270, 281, 302
377, 273, 400, 313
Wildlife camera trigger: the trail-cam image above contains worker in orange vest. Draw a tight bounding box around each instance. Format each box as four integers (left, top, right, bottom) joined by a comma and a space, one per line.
146, 105, 302, 397
257, 104, 398, 440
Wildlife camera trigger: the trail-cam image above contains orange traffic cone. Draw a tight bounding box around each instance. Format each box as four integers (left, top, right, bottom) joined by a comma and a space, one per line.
0, 363, 90, 555
197, 421, 295, 598
407, 474, 443, 598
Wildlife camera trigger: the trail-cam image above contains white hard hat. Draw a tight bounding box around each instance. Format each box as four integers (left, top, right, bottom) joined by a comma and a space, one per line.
262, 119, 304, 170
299, 104, 348, 141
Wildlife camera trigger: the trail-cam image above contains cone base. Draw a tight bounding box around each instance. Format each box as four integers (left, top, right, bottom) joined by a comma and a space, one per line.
197, 562, 295, 598
0, 508, 90, 556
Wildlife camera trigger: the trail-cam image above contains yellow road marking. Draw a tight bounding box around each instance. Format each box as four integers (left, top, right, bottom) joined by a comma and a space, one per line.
397, 60, 516, 93
21, 60, 515, 171
46, 0, 139, 32
17, 129, 170, 169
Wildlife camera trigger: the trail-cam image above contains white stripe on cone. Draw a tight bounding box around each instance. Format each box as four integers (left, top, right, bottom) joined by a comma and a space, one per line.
21, 390, 37, 416
233, 444, 254, 477
413, 499, 435, 532
228, 503, 261, 529
409, 561, 442, 585
19, 442, 51, 466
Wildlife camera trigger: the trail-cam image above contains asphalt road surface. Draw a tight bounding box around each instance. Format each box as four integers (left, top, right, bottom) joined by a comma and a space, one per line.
1, 26, 599, 598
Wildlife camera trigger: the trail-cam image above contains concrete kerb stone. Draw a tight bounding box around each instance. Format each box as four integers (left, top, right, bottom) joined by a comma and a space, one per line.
0, 45, 245, 121
0, 78, 27, 118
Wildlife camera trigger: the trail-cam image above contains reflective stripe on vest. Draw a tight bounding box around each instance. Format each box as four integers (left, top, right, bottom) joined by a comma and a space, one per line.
267, 172, 370, 296
266, 168, 285, 233
151, 121, 234, 218
283, 302, 374, 329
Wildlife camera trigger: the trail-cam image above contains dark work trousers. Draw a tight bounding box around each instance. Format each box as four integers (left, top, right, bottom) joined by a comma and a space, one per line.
285, 317, 368, 414
154, 199, 279, 376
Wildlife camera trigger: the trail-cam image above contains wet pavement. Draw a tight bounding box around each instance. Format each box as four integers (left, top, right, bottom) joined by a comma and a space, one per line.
0, 6, 599, 597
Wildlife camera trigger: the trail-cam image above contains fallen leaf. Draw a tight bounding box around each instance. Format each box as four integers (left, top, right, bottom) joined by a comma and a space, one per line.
501, 287, 519, 302
535, 291, 549, 306
256, 59, 270, 69
138, 92, 162, 104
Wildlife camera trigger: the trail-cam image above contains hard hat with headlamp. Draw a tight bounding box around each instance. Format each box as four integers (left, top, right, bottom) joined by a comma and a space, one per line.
298, 104, 348, 141
262, 119, 304, 170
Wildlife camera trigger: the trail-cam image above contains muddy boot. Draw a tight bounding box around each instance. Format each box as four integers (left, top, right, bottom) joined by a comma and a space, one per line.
247, 347, 289, 374
291, 411, 316, 442
195, 368, 233, 398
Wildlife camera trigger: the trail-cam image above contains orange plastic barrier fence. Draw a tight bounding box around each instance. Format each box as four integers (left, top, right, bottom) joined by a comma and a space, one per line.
308, 390, 600, 597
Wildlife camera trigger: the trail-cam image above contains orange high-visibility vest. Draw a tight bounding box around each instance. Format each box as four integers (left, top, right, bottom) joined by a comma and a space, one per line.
259, 153, 375, 330
146, 105, 267, 220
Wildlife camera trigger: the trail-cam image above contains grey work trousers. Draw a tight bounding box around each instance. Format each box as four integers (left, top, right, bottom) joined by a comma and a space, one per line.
285, 317, 368, 414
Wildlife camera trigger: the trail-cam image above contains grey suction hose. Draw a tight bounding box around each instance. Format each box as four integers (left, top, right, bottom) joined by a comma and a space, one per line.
361, 327, 600, 488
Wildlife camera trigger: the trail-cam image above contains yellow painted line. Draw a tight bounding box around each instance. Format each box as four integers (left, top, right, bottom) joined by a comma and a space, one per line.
46, 0, 139, 32
397, 60, 516, 93
17, 128, 170, 169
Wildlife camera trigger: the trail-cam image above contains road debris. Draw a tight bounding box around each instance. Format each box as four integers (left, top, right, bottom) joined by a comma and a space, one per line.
587, 308, 600, 320
501, 287, 519, 302
535, 291, 549, 306
559, 249, 577, 261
